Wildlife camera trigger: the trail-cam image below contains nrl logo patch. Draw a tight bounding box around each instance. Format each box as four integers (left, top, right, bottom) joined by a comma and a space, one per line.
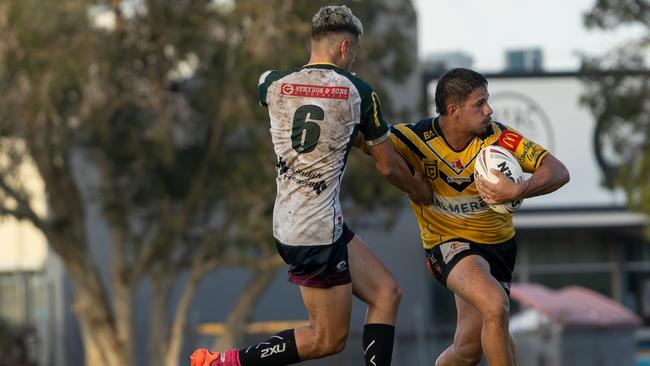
423, 160, 438, 180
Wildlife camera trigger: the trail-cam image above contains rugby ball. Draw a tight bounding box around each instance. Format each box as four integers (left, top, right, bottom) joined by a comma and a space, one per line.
474, 145, 524, 214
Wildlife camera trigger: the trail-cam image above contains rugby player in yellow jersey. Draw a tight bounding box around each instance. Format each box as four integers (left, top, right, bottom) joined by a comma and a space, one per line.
374, 68, 569, 366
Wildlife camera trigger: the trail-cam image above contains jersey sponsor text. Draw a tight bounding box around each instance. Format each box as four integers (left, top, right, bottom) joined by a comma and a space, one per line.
281, 83, 349, 100
431, 194, 489, 218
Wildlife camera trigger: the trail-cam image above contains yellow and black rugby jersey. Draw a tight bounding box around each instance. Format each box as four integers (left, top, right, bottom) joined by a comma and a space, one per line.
390, 117, 549, 249
258, 63, 390, 246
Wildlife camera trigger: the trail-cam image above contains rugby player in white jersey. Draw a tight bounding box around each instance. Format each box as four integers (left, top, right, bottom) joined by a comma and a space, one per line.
190, 5, 432, 366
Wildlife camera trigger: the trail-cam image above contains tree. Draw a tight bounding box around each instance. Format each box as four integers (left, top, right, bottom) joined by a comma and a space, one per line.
0, 1, 419, 365
581, 0, 650, 213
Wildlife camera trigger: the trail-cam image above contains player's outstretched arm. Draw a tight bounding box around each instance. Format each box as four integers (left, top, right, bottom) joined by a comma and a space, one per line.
477, 153, 570, 204
369, 139, 433, 205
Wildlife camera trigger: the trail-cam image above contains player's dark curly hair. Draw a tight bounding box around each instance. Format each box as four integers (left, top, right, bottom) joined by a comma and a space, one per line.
435, 68, 488, 115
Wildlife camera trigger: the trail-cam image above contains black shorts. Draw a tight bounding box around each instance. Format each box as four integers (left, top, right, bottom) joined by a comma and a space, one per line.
275, 225, 355, 288
425, 237, 517, 295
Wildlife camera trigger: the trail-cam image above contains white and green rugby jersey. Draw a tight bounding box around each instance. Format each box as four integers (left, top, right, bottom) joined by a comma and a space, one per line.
258, 63, 390, 246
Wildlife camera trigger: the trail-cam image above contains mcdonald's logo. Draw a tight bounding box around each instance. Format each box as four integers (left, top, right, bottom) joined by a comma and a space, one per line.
498, 131, 523, 153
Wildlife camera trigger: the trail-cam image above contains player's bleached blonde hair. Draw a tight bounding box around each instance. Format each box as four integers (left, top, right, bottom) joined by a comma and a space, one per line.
311, 5, 363, 40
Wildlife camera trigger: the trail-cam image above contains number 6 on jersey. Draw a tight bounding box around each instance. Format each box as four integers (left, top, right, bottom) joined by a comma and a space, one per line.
291, 105, 323, 153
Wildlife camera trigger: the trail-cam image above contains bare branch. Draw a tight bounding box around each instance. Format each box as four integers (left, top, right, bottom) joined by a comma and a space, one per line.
130, 198, 183, 280
221, 251, 283, 271
0, 179, 45, 229
213, 259, 283, 350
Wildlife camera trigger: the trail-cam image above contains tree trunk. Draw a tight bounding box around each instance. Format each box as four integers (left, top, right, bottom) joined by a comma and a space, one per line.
73, 288, 126, 366
75, 312, 107, 366
148, 270, 173, 366
214, 256, 283, 350
65, 257, 126, 366
113, 280, 135, 366
110, 225, 136, 366
163, 258, 216, 366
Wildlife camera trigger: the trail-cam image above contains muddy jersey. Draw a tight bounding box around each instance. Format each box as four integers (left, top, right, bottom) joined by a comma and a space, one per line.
389, 117, 548, 249
258, 63, 390, 246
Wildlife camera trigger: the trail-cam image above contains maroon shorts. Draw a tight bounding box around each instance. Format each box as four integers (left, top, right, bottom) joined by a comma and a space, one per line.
425, 237, 517, 295
275, 225, 355, 288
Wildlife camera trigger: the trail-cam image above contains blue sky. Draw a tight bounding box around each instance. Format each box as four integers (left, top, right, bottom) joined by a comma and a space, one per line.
412, 0, 646, 72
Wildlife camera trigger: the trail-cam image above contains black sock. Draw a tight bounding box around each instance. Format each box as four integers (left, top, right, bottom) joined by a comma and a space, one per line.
238, 329, 301, 366
362, 324, 395, 366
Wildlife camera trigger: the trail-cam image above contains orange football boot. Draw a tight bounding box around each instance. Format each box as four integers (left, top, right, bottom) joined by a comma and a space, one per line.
190, 348, 240, 366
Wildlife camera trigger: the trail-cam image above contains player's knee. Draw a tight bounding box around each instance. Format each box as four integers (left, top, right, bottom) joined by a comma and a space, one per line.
374, 282, 402, 308
383, 282, 402, 305
434, 348, 481, 366
454, 343, 482, 366
312, 328, 348, 357
454, 353, 482, 366
329, 334, 347, 354
481, 295, 510, 325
